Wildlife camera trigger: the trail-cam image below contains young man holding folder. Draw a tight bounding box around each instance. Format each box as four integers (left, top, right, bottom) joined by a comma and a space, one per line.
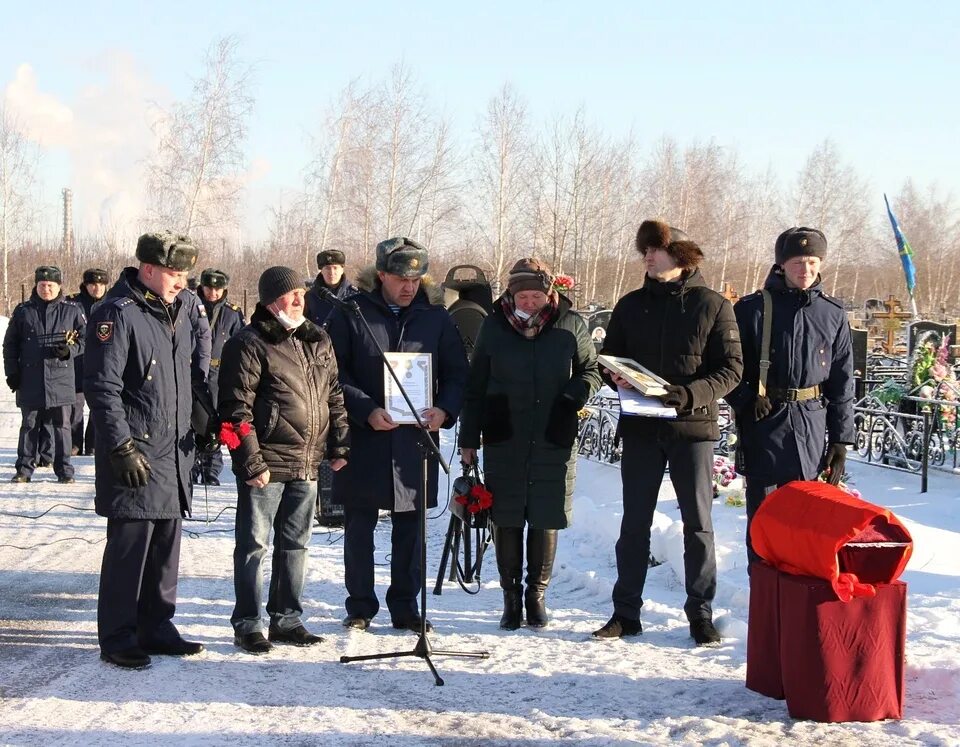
592, 220, 742, 645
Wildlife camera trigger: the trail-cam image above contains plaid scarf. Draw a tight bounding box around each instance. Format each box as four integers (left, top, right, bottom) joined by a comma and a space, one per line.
499, 291, 559, 339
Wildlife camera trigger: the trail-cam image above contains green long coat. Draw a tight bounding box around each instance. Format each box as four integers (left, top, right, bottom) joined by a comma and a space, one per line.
458, 296, 601, 529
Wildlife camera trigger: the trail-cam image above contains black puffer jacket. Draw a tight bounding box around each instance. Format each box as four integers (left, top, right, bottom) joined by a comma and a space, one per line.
218, 305, 350, 482
601, 269, 743, 441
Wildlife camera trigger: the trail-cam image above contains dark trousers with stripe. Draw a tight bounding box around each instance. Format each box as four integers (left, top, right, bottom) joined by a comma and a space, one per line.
97, 518, 182, 653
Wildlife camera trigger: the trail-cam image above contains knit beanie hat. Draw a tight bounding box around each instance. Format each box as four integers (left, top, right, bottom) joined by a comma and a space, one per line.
507, 258, 552, 295
775, 227, 827, 265
258, 266, 304, 305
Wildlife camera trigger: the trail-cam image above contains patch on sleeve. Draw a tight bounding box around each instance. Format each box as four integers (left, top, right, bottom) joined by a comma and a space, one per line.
96, 321, 114, 343
198, 305, 207, 317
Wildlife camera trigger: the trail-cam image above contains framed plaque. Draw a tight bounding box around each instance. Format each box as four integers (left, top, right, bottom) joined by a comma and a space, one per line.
384, 352, 433, 424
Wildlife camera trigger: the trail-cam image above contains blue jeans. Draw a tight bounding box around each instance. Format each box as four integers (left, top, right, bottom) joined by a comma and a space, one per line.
232, 479, 317, 635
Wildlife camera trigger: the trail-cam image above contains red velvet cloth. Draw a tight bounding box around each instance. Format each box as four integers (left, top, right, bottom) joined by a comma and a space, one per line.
746, 561, 784, 699
779, 574, 906, 722
751, 481, 913, 601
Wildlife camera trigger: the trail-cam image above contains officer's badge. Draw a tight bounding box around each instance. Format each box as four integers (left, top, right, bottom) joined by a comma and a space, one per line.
800, 238, 808, 247
409, 258, 420, 268
96, 321, 114, 343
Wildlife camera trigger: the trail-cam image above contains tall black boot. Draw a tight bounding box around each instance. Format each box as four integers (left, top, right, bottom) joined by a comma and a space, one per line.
494, 526, 524, 630
525, 528, 558, 628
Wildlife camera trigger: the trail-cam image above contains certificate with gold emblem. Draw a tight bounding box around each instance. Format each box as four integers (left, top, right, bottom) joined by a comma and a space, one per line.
384, 353, 433, 424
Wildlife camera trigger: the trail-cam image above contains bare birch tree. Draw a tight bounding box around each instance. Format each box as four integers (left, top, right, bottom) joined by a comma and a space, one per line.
472, 84, 531, 282
145, 36, 254, 241
0, 105, 39, 313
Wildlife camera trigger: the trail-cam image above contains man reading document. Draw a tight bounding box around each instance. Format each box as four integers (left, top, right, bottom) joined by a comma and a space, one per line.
592, 220, 742, 645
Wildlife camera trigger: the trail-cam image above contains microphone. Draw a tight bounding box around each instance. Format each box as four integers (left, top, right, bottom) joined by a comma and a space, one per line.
316, 286, 359, 313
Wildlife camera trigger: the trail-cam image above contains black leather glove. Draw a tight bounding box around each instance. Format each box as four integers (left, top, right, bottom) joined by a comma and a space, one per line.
751, 395, 773, 421
659, 384, 690, 411
6, 374, 19, 392
195, 427, 221, 454
824, 443, 847, 485
50, 344, 71, 360
110, 439, 151, 489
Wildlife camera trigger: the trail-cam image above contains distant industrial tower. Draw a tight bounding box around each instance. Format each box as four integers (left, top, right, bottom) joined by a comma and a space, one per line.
62, 188, 74, 259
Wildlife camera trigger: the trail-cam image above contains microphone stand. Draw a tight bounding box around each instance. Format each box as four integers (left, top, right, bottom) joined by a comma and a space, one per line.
322, 288, 489, 685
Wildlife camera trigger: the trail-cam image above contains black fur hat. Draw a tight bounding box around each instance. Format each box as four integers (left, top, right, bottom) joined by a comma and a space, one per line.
665, 240, 704, 270
635, 220, 690, 254
317, 249, 346, 268
775, 227, 827, 265
200, 268, 230, 289
35, 265, 62, 284
82, 268, 109, 285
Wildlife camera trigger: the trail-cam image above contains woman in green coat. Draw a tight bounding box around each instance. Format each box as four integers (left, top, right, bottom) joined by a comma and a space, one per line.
459, 258, 601, 630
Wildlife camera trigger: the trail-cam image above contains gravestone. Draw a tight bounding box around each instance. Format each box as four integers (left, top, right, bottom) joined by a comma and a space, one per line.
907, 321, 958, 363
586, 309, 612, 351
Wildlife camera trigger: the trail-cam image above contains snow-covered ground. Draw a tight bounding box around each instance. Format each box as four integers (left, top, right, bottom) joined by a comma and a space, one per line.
1, 341, 958, 743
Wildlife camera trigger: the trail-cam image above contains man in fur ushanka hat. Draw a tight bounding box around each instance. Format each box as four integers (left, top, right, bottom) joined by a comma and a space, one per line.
325, 237, 469, 633
592, 219, 743, 646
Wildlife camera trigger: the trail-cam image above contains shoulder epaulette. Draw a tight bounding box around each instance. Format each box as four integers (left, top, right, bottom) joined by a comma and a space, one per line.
821, 293, 844, 310
228, 302, 242, 312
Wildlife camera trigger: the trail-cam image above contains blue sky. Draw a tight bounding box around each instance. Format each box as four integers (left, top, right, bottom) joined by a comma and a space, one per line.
3, 1, 958, 240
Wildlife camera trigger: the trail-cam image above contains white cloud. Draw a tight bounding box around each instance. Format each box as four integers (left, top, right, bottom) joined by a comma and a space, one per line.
3, 54, 169, 244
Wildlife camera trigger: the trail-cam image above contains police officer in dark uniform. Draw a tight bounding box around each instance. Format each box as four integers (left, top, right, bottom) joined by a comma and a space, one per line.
305, 249, 358, 329
67, 268, 109, 455
3, 266, 86, 483
727, 227, 855, 565
85, 231, 215, 669
192, 268, 244, 485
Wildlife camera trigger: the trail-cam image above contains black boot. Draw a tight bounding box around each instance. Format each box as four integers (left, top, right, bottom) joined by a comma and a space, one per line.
524, 528, 558, 628
495, 526, 524, 630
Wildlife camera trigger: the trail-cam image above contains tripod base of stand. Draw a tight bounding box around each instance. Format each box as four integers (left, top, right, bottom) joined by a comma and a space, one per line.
341, 632, 490, 686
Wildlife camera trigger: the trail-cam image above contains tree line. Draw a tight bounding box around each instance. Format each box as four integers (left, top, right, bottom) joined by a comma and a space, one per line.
2, 37, 958, 317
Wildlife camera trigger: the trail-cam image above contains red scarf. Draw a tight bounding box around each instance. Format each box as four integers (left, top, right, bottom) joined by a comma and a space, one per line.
499, 291, 559, 339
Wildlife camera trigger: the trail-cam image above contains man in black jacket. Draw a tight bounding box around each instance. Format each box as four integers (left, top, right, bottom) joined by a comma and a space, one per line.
592, 220, 742, 645
218, 266, 350, 654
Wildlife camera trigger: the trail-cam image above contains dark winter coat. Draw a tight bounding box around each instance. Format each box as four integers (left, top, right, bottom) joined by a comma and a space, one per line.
201, 292, 245, 400
305, 274, 359, 329
727, 268, 854, 481
3, 291, 86, 410
67, 286, 101, 392
326, 269, 469, 511
601, 269, 743, 442
458, 296, 601, 529
218, 305, 350, 482
84, 268, 198, 519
